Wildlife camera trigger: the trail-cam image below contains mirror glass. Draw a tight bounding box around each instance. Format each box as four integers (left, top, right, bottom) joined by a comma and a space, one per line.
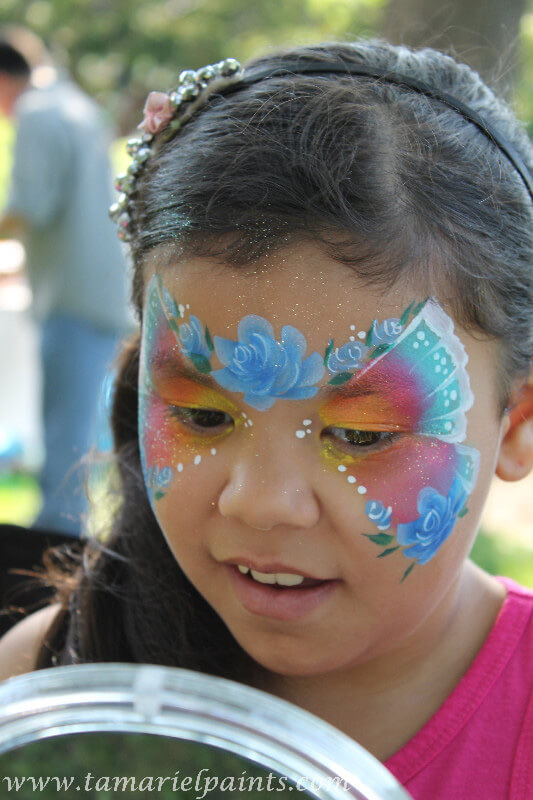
0, 733, 319, 797
0, 664, 413, 800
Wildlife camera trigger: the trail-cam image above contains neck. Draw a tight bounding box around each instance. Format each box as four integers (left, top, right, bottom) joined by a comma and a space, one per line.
257, 562, 505, 761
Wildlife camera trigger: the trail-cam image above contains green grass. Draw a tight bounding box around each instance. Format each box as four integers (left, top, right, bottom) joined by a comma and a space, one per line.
0, 116, 14, 209
0, 472, 41, 527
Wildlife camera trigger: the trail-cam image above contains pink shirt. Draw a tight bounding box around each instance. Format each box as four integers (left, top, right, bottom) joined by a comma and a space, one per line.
384, 577, 533, 800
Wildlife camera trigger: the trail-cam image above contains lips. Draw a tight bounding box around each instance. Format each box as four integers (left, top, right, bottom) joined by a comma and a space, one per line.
224, 564, 340, 621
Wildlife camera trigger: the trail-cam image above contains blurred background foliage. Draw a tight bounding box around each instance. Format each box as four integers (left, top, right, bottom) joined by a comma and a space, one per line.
0, 0, 531, 134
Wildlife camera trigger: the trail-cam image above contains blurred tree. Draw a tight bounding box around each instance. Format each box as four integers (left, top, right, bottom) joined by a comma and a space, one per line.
0, 0, 386, 131
0, 0, 531, 131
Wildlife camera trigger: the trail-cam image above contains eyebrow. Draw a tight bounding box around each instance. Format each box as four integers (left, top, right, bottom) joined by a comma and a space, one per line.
152, 354, 379, 401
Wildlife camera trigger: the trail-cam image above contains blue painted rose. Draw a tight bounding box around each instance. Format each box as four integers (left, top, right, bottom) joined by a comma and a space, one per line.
396, 476, 467, 565
366, 500, 393, 531
372, 317, 403, 344
212, 315, 324, 410
327, 341, 368, 375
179, 315, 211, 360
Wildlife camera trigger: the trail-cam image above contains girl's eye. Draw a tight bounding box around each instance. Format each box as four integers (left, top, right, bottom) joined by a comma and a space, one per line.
323, 426, 399, 452
168, 406, 234, 433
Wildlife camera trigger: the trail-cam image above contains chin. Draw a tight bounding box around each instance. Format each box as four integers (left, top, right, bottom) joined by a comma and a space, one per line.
235, 636, 344, 677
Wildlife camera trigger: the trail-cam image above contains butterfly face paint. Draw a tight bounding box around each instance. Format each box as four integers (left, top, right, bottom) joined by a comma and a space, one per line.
141, 273, 479, 579
319, 300, 480, 579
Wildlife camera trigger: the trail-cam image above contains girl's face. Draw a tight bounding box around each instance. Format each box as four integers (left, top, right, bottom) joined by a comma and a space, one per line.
139, 241, 503, 677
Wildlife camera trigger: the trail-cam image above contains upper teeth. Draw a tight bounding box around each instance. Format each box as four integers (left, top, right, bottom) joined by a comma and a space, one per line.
237, 565, 305, 586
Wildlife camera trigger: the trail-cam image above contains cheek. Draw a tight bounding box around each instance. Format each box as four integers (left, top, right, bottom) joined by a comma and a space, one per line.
322, 437, 458, 524
355, 438, 457, 523
140, 391, 199, 469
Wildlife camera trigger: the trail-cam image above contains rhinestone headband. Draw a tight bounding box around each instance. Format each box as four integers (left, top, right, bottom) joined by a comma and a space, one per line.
110, 57, 533, 242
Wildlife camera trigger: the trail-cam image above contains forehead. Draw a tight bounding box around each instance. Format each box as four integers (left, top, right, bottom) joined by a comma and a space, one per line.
144, 240, 410, 346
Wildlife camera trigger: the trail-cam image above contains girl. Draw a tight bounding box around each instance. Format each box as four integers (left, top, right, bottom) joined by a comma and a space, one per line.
0, 39, 532, 799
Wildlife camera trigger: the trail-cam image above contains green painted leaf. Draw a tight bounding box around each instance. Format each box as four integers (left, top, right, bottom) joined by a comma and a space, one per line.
369, 343, 391, 359
401, 563, 415, 583
205, 325, 214, 352
400, 301, 415, 327
189, 353, 212, 373
328, 371, 353, 386
170, 299, 181, 319
324, 338, 334, 366
154, 491, 165, 501
365, 322, 375, 347
377, 546, 400, 558
411, 297, 428, 318
458, 506, 469, 518
168, 317, 180, 333
363, 533, 394, 546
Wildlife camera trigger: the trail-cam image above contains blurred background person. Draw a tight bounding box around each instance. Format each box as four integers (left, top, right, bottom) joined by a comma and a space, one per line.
0, 27, 130, 536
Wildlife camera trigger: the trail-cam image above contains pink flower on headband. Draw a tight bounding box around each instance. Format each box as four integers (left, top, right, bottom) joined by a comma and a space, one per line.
138, 91, 174, 134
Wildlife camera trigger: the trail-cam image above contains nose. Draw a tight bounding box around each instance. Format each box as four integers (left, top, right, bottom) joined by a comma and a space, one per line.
218, 446, 320, 531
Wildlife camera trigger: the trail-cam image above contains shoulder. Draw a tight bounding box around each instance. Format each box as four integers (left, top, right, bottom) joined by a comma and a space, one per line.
0, 603, 64, 683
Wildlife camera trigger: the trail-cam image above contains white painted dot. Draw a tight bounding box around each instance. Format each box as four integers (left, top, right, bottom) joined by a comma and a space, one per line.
413, 342, 419, 349
242, 412, 247, 418
357, 485, 367, 494
302, 419, 312, 426
350, 324, 356, 331
177, 463, 183, 472
347, 475, 356, 484
443, 369, 448, 375
435, 365, 441, 373
445, 421, 453, 431
178, 304, 185, 316
211, 448, 217, 455
296, 430, 306, 439
424, 340, 430, 346
349, 335, 355, 342
450, 390, 458, 401
194, 455, 201, 465
434, 352, 440, 360
338, 464, 347, 472
186, 303, 190, 309
444, 389, 448, 396
440, 357, 447, 365
248, 419, 253, 427
358, 331, 366, 339
417, 331, 425, 340
445, 400, 450, 407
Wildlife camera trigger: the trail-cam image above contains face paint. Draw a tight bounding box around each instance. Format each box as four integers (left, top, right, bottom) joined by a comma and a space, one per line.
144, 275, 479, 579
139, 276, 241, 505
319, 299, 480, 579
156, 275, 326, 410
295, 418, 313, 438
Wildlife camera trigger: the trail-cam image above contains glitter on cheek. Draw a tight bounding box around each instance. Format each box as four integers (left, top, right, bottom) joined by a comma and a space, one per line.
320, 432, 457, 525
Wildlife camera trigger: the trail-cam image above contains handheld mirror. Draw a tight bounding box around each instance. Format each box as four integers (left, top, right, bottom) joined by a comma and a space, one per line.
0, 663, 412, 799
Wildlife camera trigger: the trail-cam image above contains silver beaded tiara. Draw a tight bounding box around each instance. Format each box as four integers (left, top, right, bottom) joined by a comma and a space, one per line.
109, 58, 243, 242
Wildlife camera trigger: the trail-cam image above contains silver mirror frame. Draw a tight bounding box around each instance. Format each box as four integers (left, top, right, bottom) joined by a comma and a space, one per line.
0, 664, 411, 800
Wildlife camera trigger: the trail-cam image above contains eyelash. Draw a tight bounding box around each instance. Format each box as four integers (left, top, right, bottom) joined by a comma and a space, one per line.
168, 406, 400, 452
322, 426, 400, 453
168, 406, 234, 433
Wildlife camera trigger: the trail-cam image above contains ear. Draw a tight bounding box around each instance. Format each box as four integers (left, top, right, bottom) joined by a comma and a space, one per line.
496, 375, 533, 482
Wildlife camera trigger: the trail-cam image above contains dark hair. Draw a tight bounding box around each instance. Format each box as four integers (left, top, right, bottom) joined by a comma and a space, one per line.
39, 39, 532, 671
0, 41, 30, 77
